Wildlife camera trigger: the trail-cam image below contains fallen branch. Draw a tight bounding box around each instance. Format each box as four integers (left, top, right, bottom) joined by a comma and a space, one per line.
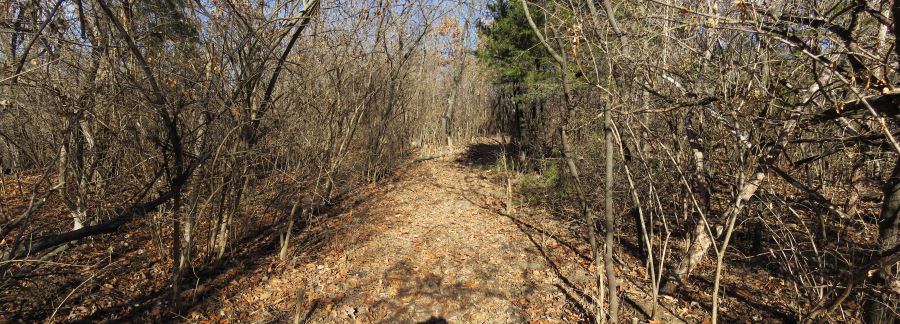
2, 190, 176, 261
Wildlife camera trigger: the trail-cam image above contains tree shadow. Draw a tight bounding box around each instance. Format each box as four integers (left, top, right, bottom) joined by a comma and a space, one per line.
59, 167, 421, 322
418, 316, 448, 324
74, 217, 291, 322
356, 259, 526, 323
455, 142, 517, 168
509, 214, 595, 321
425, 158, 595, 321
689, 275, 797, 323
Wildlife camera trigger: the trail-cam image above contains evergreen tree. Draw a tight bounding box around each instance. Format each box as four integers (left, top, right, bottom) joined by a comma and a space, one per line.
476, 0, 554, 99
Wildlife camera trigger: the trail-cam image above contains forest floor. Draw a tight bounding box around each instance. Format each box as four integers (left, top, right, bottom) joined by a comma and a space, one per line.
4, 141, 820, 323
205, 148, 576, 322
186, 142, 689, 323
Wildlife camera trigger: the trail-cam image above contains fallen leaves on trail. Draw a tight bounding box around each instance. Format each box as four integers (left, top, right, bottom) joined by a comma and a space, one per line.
6, 143, 823, 323
195, 150, 577, 323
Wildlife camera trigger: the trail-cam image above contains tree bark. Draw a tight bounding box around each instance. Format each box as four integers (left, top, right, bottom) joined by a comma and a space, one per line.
518, 1, 609, 321
662, 118, 798, 295
602, 97, 619, 324
845, 156, 865, 216
864, 157, 900, 323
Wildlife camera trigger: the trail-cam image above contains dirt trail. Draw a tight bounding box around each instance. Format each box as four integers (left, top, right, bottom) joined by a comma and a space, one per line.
297, 151, 571, 323
206, 146, 678, 323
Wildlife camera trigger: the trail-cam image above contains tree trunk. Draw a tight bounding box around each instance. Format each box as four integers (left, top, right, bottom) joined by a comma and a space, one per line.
661, 111, 714, 294
845, 155, 865, 216
518, 1, 617, 320
662, 118, 797, 295
280, 202, 300, 260
864, 157, 900, 323
602, 104, 619, 323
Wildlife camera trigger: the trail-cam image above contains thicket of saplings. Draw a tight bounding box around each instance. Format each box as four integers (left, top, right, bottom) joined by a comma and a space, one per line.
1, 0, 899, 322
478, 0, 899, 323
0, 0, 494, 320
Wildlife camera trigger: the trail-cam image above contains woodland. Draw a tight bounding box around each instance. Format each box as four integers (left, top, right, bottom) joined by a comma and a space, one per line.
1, 0, 899, 323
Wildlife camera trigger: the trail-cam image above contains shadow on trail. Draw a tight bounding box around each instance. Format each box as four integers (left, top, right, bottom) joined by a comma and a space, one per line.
365, 260, 522, 323
426, 162, 595, 322
418, 316, 448, 324
74, 166, 423, 322
508, 213, 596, 321
449, 143, 804, 322
455, 142, 518, 168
